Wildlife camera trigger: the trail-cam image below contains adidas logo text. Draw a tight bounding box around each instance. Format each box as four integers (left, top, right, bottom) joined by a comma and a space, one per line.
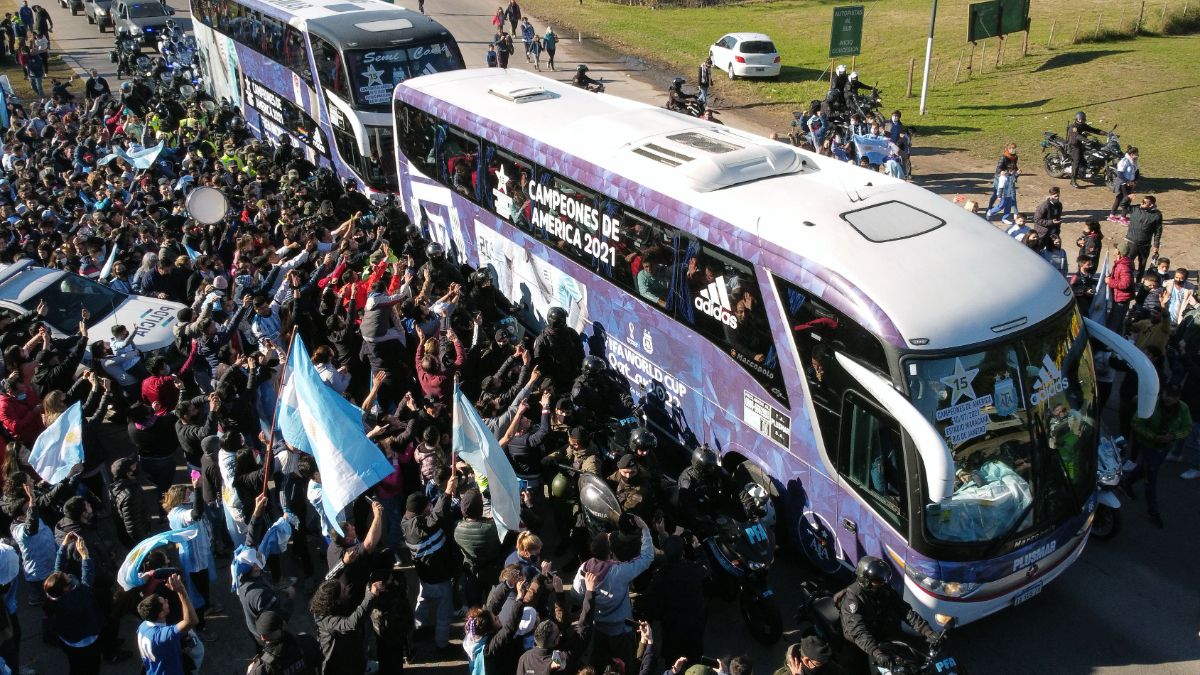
695, 276, 739, 329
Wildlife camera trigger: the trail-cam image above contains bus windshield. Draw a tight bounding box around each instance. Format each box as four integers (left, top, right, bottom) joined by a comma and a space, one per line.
904, 306, 1097, 546
344, 41, 462, 110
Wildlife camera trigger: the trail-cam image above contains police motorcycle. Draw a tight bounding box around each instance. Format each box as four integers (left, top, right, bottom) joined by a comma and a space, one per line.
1041, 125, 1122, 183
111, 33, 144, 80
794, 582, 965, 675
1091, 435, 1125, 540
665, 77, 706, 118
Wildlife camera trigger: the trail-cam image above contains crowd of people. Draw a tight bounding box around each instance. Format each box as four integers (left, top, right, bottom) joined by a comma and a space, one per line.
0, 32, 880, 675
486, 2, 558, 73
983, 136, 1199, 531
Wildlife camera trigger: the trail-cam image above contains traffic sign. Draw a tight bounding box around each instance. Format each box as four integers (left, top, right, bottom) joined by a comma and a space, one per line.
829, 5, 864, 57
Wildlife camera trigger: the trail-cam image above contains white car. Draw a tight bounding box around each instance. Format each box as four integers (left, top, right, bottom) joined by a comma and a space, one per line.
0, 260, 185, 355
709, 33, 782, 80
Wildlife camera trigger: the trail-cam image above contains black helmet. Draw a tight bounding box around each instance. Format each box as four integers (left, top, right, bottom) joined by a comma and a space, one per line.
1075, 111, 1087, 123
471, 269, 492, 285
630, 428, 657, 454
343, 178, 358, 192
577, 64, 589, 73
691, 444, 718, 473
672, 76, 685, 89
547, 306, 567, 329
855, 556, 893, 589
581, 355, 605, 376
278, 132, 291, 145
426, 242, 445, 260
405, 224, 422, 239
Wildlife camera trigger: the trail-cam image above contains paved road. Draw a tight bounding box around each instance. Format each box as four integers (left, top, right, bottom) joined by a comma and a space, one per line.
27, 1, 1200, 674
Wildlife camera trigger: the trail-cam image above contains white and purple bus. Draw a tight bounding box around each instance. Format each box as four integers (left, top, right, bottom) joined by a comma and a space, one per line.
391, 69, 1157, 624
190, 0, 463, 199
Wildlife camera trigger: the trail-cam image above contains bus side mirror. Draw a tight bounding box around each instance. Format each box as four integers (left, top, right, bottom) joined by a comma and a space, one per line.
835, 352, 956, 503
1082, 317, 1159, 418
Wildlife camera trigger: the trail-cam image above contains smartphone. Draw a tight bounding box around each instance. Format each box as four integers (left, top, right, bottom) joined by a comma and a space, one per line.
551, 651, 565, 669
699, 657, 721, 669
517, 478, 529, 492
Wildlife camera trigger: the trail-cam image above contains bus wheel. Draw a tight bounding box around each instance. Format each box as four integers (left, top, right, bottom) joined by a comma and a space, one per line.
797, 510, 843, 576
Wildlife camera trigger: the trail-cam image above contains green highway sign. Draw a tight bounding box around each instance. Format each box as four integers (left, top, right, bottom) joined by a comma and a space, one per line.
829, 5, 864, 58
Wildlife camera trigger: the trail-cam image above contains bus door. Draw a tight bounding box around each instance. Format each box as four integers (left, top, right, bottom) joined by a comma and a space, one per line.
834, 389, 909, 563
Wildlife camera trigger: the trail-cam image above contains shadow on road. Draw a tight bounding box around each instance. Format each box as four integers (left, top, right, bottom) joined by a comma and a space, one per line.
959, 97, 1052, 110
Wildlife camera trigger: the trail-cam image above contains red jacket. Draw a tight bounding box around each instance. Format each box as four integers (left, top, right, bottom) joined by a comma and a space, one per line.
141, 375, 179, 414
1109, 255, 1135, 303
0, 392, 44, 446
416, 336, 465, 401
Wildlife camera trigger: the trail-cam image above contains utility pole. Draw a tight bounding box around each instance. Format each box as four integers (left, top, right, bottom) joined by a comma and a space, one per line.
919, 0, 938, 115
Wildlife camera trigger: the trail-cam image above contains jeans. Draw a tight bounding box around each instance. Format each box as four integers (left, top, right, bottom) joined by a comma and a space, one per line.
1123, 444, 1168, 516
413, 579, 452, 648
29, 74, 43, 98
139, 454, 177, 500
63, 640, 102, 675
697, 85, 709, 106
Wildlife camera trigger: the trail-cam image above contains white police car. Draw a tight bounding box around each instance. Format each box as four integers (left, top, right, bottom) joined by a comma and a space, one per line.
0, 260, 184, 353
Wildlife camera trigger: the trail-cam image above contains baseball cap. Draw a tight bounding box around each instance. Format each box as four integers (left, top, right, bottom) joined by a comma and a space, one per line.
254, 610, 285, 642
801, 635, 833, 662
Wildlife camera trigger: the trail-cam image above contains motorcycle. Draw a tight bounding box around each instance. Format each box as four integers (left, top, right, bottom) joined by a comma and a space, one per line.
110, 35, 143, 80
1091, 435, 1124, 540
1040, 126, 1122, 182
795, 581, 967, 674
665, 88, 706, 118
695, 484, 782, 645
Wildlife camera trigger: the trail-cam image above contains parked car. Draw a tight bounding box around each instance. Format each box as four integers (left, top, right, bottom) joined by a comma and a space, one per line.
111, 0, 177, 48
0, 260, 184, 355
708, 32, 782, 80
58, 0, 85, 15
85, 0, 115, 31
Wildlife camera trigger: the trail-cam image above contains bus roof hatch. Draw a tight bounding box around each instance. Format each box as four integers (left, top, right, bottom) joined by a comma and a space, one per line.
627, 130, 806, 192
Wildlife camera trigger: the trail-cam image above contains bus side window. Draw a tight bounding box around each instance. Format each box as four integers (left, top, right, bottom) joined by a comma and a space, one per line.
479, 143, 535, 231
395, 104, 435, 178
841, 394, 908, 529
433, 126, 482, 204
285, 27, 313, 85
311, 35, 349, 98
619, 209, 674, 310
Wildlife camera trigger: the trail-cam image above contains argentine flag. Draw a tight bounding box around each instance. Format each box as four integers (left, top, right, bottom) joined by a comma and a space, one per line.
28, 402, 83, 485
117, 526, 200, 590
277, 336, 393, 536
452, 384, 521, 542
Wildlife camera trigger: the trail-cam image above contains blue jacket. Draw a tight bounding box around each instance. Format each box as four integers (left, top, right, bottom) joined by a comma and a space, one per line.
570, 525, 653, 635
48, 544, 102, 645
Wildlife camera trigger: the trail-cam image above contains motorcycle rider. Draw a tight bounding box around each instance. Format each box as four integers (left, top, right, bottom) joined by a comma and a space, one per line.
572, 64, 602, 92
842, 71, 872, 112
1066, 111, 1103, 188
837, 556, 941, 672
416, 241, 465, 302
532, 307, 584, 390
830, 64, 849, 95
667, 76, 699, 114
675, 445, 739, 536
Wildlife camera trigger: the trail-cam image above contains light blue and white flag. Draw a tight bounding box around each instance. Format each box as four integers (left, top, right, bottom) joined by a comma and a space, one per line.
27, 402, 83, 485
183, 242, 200, 261
99, 242, 119, 281
1088, 252, 1110, 324
452, 383, 520, 542
116, 525, 200, 590
98, 141, 165, 170
257, 514, 295, 558
276, 336, 393, 536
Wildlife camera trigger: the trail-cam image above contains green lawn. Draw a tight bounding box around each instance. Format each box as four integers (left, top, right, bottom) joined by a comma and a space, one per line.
521, 0, 1200, 178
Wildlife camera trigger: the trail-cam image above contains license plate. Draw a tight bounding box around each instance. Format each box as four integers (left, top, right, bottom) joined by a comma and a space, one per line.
1012, 581, 1043, 606
754, 67, 764, 72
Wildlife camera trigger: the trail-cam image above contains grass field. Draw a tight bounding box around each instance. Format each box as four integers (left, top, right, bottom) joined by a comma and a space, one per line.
519, 0, 1200, 179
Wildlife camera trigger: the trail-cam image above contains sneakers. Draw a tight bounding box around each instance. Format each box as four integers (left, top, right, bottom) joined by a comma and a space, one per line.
1106, 214, 1120, 222
1117, 216, 1129, 225
1165, 452, 1183, 463
1180, 468, 1200, 480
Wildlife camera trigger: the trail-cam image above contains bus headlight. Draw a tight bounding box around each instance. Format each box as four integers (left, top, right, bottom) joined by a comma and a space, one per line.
904, 566, 981, 599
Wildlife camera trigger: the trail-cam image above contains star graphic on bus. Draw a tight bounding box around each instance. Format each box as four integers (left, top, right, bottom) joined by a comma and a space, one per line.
495, 164, 510, 194
940, 357, 979, 405
362, 64, 385, 86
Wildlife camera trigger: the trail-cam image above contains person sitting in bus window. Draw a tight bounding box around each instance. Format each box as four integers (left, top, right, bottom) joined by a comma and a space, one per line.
636, 255, 670, 309
451, 162, 474, 199
510, 189, 531, 230
726, 279, 771, 365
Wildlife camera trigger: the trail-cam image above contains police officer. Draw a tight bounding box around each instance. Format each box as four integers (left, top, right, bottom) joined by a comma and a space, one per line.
1066, 111, 1103, 188
837, 556, 940, 672
401, 223, 429, 269
416, 241, 464, 302
335, 177, 372, 219
465, 269, 515, 324
667, 77, 698, 113
532, 306, 584, 390
609, 453, 657, 519
675, 445, 738, 535
570, 355, 633, 422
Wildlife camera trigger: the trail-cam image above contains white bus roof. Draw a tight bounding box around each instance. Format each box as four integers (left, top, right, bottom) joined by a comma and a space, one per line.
245, 0, 415, 22
397, 69, 1072, 350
